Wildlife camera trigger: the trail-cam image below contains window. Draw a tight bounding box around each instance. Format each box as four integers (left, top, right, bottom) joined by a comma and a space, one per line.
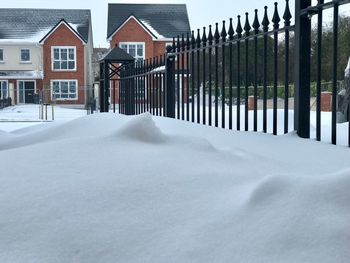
0, 49, 3, 62
52, 47, 76, 70
51, 80, 78, 100
21, 49, 30, 62
0, 81, 8, 99
119, 42, 144, 62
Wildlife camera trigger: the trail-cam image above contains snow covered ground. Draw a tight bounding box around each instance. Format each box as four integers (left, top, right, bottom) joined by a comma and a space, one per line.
0, 106, 350, 262
0, 105, 87, 132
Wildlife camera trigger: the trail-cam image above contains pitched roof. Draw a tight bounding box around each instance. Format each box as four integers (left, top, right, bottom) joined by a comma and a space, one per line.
100, 46, 135, 62
0, 9, 91, 43
107, 4, 191, 40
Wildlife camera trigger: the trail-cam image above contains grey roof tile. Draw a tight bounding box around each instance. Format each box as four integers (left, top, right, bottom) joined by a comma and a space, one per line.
107, 4, 191, 39
0, 9, 91, 42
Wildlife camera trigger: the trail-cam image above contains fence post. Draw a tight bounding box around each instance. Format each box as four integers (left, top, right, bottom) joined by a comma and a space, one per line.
165, 46, 176, 118
103, 62, 110, 112
294, 0, 312, 138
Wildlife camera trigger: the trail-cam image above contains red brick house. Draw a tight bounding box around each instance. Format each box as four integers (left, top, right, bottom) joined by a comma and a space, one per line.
106, 4, 191, 104
0, 9, 94, 106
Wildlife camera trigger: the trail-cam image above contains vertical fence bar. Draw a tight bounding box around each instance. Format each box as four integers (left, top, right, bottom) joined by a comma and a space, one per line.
244, 13, 251, 131
196, 29, 201, 124
151, 58, 154, 115
181, 34, 185, 121
295, 0, 311, 138
135, 62, 138, 115
202, 28, 207, 125
146, 59, 150, 113
284, 0, 292, 134
221, 21, 227, 129
143, 60, 146, 113
228, 19, 234, 130
186, 33, 191, 121
272, 3, 280, 135
177, 36, 181, 119
208, 26, 213, 126
253, 10, 260, 132
262, 7, 269, 133
236, 16, 243, 131
191, 31, 196, 122
156, 57, 160, 116
166, 46, 176, 118
332, 3, 339, 145
214, 23, 220, 127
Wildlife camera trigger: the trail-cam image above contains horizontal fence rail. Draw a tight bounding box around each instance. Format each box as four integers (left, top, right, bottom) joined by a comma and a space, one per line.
117, 0, 350, 147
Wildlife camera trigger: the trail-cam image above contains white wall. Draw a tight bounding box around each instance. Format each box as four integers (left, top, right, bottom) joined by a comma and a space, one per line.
0, 43, 42, 71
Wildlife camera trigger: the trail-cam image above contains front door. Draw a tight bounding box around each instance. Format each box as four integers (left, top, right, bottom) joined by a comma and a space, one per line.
24, 82, 35, 104
18, 81, 35, 104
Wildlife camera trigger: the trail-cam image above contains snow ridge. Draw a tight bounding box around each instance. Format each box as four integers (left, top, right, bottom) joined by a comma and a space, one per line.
116, 113, 167, 144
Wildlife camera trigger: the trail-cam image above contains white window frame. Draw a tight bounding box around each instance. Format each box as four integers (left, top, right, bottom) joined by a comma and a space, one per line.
50, 80, 78, 101
0, 49, 4, 63
119, 42, 145, 61
51, 46, 77, 71
20, 48, 31, 63
0, 80, 8, 99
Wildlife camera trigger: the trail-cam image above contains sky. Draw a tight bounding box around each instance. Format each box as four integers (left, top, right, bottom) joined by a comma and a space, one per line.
2, 0, 347, 48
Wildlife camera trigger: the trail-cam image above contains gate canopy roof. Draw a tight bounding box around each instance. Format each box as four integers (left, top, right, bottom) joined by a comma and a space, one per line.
100, 46, 135, 63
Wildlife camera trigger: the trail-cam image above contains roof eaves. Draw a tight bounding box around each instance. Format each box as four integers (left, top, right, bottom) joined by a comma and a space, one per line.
39, 18, 87, 44
107, 14, 157, 41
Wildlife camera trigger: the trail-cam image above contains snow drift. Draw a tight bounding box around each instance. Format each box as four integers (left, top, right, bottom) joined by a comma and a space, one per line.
0, 113, 349, 263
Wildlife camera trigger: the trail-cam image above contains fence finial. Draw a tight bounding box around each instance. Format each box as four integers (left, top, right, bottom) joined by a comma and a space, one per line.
186, 32, 191, 50
202, 27, 207, 46
262, 6, 270, 32
196, 29, 201, 47
214, 23, 220, 43
228, 18, 235, 40
283, 0, 292, 26
253, 9, 260, 34
191, 30, 196, 48
208, 25, 214, 45
272, 2, 281, 29
236, 15, 243, 38
221, 20, 227, 41
244, 12, 251, 36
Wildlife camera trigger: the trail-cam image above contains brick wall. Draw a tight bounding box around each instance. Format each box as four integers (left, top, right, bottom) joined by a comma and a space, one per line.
110, 17, 168, 59
42, 23, 85, 105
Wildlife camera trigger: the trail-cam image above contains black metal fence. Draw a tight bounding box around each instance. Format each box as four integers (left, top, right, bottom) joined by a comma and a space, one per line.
0, 98, 11, 110
118, 0, 350, 147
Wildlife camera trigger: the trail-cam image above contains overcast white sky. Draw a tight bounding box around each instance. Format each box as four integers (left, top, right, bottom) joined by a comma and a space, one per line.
3, 0, 347, 48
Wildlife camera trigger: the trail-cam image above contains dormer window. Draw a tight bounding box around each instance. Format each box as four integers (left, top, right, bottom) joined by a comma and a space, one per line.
20, 49, 30, 62
52, 47, 76, 71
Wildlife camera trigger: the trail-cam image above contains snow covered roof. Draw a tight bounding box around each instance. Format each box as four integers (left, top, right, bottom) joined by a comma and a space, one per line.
0, 70, 43, 80
0, 9, 91, 43
107, 4, 191, 40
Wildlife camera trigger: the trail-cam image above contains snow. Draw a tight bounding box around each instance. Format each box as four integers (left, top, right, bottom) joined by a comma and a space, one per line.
0, 107, 350, 262
68, 23, 81, 32
0, 70, 43, 80
151, 65, 165, 73
140, 19, 166, 39
0, 105, 87, 132
345, 57, 350, 77
0, 28, 52, 44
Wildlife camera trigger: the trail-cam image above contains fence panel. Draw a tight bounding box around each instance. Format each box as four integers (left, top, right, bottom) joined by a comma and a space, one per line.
118, 0, 350, 147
